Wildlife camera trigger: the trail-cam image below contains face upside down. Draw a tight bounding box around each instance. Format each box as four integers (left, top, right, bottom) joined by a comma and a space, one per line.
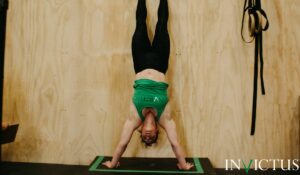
140, 111, 159, 146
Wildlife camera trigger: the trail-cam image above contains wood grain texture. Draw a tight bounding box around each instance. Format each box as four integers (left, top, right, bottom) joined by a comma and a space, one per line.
2, 0, 299, 168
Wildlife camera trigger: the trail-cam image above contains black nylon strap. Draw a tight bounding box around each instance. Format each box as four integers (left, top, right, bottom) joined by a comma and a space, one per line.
241, 0, 269, 135
258, 9, 269, 31
241, 1, 254, 43
251, 36, 259, 135
259, 33, 265, 95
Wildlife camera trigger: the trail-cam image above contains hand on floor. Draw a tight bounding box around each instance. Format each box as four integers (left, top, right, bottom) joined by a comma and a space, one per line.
2, 122, 9, 130
102, 161, 120, 169
177, 162, 194, 170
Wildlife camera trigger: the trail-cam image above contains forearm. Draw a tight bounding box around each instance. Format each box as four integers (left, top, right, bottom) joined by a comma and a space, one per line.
108, 117, 138, 167
171, 144, 187, 166
111, 144, 127, 166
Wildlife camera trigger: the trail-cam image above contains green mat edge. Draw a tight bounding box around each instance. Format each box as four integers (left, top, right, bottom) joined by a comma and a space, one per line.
89, 156, 204, 174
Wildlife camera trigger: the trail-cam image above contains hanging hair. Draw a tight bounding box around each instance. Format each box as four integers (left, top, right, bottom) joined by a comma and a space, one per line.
140, 130, 159, 147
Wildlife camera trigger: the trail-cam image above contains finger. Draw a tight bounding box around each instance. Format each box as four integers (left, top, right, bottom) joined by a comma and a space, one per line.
176, 163, 181, 170
102, 161, 109, 166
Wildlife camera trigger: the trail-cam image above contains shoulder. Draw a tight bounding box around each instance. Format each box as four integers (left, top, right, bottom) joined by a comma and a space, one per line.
158, 103, 173, 128
123, 116, 141, 131
128, 103, 142, 127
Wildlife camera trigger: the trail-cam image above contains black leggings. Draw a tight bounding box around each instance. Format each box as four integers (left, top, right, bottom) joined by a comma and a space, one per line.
132, 0, 170, 74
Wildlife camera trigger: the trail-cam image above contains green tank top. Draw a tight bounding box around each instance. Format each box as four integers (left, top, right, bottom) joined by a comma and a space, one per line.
132, 79, 169, 121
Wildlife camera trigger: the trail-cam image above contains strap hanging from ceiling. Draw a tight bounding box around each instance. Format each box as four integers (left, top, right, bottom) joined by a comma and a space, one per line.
241, 0, 269, 135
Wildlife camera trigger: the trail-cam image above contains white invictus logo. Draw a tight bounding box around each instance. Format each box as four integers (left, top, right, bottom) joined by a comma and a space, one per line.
225, 159, 299, 174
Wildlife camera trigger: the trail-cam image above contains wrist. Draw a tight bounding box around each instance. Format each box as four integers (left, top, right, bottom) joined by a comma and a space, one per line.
110, 161, 117, 167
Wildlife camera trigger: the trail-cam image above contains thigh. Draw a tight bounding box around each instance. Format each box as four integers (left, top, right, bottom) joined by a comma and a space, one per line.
152, 26, 170, 64
132, 24, 151, 58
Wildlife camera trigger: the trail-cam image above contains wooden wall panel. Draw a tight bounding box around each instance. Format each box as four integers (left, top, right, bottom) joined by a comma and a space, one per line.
2, 0, 299, 167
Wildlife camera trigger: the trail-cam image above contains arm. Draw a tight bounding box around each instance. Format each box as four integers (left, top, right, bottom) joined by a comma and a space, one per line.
160, 118, 194, 170
103, 117, 139, 168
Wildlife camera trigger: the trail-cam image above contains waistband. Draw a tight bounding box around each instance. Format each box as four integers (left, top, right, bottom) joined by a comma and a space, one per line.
133, 79, 169, 89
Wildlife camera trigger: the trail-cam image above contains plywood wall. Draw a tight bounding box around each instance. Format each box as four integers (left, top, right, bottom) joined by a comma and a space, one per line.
2, 0, 299, 168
